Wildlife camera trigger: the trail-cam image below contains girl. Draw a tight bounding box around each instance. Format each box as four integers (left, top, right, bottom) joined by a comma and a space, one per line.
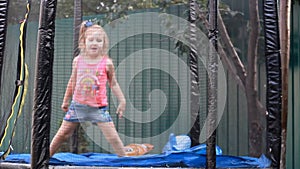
50, 21, 126, 157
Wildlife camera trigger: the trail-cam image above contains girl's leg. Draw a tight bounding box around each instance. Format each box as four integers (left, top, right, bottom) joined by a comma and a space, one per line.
97, 122, 126, 156
50, 121, 79, 157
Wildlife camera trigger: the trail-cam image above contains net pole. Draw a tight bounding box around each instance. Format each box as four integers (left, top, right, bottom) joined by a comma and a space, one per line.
262, 0, 282, 167
69, 0, 82, 154
0, 0, 9, 95
31, 0, 57, 168
73, 0, 82, 57
188, 0, 201, 147
279, 0, 291, 168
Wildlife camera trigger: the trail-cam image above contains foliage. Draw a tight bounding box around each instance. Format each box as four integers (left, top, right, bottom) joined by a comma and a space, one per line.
80, 0, 189, 25
8, 0, 252, 71
8, 0, 188, 23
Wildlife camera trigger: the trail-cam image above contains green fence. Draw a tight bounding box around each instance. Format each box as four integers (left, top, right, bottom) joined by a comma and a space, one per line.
287, 1, 300, 168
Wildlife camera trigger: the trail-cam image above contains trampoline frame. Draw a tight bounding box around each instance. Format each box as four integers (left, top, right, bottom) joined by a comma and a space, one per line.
0, 0, 283, 168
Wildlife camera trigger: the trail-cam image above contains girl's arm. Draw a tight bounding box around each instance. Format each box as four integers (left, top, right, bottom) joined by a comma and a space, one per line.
107, 58, 126, 118
61, 57, 78, 112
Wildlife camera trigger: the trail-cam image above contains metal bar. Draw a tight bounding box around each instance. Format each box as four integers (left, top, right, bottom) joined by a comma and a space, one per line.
262, 0, 282, 167
31, 0, 57, 168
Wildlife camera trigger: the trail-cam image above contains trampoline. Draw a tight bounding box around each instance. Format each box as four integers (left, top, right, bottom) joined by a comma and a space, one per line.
2, 140, 271, 168
0, 0, 285, 168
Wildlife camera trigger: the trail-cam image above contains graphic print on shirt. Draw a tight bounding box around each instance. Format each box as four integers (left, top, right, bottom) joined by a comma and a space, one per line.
78, 68, 103, 97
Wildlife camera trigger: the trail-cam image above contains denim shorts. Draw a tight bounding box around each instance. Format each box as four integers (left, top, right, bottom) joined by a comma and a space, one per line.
63, 101, 112, 123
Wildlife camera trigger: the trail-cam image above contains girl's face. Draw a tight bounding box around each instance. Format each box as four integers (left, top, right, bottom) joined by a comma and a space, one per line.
85, 28, 105, 57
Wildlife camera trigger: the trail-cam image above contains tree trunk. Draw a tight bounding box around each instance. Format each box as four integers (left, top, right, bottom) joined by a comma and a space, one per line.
199, 0, 266, 157
247, 0, 262, 157
206, 0, 218, 168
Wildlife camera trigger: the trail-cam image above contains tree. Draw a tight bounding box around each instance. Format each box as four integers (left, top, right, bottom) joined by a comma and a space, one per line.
175, 0, 265, 157
246, 0, 262, 157
216, 0, 264, 157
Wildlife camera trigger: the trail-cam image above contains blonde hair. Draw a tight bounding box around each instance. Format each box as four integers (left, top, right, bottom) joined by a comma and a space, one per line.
78, 21, 109, 55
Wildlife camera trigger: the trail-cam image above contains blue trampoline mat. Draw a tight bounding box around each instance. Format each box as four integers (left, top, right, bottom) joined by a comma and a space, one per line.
1, 144, 271, 168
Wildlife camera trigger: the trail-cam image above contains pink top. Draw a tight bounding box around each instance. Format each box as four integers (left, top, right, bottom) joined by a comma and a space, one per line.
73, 55, 108, 107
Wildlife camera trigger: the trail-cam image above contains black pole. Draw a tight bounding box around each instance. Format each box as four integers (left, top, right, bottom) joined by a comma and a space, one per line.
69, 0, 82, 154
0, 0, 9, 94
188, 0, 201, 147
206, 0, 218, 168
31, 0, 57, 168
73, 0, 82, 57
262, 0, 282, 167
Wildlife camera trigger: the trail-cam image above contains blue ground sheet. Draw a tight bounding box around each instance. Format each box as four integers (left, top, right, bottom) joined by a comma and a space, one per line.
1, 134, 271, 168
1, 145, 270, 168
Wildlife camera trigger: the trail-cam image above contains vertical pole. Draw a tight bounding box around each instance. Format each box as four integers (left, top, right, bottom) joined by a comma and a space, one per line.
69, 0, 82, 154
188, 0, 201, 147
31, 0, 57, 168
263, 0, 282, 167
0, 0, 9, 93
206, 0, 218, 168
279, 0, 291, 168
73, 0, 82, 57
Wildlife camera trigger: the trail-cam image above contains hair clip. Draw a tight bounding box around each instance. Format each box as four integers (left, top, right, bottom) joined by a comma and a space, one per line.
85, 21, 93, 27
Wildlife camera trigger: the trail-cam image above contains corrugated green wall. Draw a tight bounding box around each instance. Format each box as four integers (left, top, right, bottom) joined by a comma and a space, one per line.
1, 3, 248, 155
287, 1, 300, 168
0, 4, 251, 156
50, 6, 194, 154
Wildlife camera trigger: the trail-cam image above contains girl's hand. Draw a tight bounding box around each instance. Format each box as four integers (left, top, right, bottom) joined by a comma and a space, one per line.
116, 101, 126, 118
61, 102, 69, 112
